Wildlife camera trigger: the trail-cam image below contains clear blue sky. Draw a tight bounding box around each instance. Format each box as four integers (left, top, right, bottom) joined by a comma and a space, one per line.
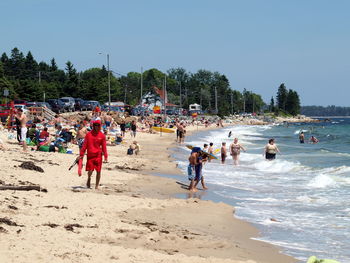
1, 0, 349, 106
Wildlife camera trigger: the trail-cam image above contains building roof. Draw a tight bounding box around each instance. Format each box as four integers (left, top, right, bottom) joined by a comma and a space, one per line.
153, 86, 178, 107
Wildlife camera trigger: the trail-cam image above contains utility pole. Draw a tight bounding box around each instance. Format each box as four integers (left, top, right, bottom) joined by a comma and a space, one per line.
179, 80, 182, 108
164, 76, 167, 119
107, 54, 111, 107
39, 71, 45, 102
252, 95, 255, 113
214, 86, 218, 114
243, 94, 246, 113
230, 92, 233, 115
140, 66, 143, 105
124, 84, 127, 104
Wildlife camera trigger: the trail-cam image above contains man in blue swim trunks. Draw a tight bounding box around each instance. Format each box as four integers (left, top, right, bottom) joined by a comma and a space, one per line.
188, 147, 200, 191
194, 151, 208, 191
188, 147, 208, 192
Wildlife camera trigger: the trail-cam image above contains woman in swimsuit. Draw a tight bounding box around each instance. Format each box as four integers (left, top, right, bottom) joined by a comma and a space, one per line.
230, 138, 246, 165
264, 138, 280, 160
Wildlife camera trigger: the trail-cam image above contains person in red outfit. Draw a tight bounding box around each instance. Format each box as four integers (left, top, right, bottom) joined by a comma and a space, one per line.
79, 120, 108, 189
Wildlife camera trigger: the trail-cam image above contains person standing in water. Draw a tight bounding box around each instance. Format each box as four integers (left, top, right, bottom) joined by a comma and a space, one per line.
221, 142, 227, 164
208, 142, 214, 162
299, 131, 305, 144
230, 138, 246, 165
264, 138, 280, 160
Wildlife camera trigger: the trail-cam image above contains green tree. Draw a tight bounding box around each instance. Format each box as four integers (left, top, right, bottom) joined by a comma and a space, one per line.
50, 58, 58, 71
24, 51, 38, 80
269, 96, 275, 112
7, 48, 25, 79
285, 89, 301, 115
64, 61, 79, 97
276, 83, 288, 111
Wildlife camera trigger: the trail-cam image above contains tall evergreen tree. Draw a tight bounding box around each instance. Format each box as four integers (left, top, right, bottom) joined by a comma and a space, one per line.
64, 61, 79, 96
50, 58, 58, 71
276, 83, 288, 111
24, 51, 38, 80
269, 96, 275, 112
7, 48, 25, 79
286, 89, 301, 115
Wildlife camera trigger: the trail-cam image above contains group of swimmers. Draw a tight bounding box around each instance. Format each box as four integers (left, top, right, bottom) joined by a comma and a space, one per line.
186, 134, 284, 191
299, 131, 319, 144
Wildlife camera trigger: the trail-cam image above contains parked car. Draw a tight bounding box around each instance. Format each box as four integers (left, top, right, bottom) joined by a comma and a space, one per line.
59, 97, 75, 112
101, 105, 124, 112
36, 102, 52, 110
14, 104, 29, 114
74, 98, 85, 111
26, 101, 38, 108
81, 100, 101, 111
47, 99, 66, 113
166, 109, 176, 115
14, 100, 27, 105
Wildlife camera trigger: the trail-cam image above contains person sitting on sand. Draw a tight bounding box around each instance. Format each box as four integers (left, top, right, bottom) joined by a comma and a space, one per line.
127, 145, 134, 155
132, 141, 141, 155
264, 138, 280, 160
37, 127, 50, 147
230, 138, 246, 165
78, 120, 108, 189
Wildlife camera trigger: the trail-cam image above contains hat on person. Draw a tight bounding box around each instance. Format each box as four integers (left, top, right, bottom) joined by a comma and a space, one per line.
93, 120, 102, 125
191, 147, 201, 153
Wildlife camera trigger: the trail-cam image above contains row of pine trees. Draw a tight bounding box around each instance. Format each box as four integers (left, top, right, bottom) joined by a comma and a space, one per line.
0, 48, 300, 116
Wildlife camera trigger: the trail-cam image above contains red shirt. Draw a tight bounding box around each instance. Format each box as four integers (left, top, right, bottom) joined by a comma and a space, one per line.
39, 130, 49, 139
80, 130, 108, 160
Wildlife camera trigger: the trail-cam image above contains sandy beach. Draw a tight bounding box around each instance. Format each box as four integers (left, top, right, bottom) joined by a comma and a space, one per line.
0, 124, 296, 263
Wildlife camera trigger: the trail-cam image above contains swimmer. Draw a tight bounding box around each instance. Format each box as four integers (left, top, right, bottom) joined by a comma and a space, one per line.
221, 142, 227, 164
299, 131, 305, 144
309, 136, 319, 144
208, 143, 214, 162
264, 138, 280, 160
230, 138, 246, 165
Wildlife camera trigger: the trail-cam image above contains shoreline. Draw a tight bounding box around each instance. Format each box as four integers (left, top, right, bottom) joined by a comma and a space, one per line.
0, 124, 297, 263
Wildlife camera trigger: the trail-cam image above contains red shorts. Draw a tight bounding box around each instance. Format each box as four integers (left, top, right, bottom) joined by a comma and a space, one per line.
86, 156, 103, 172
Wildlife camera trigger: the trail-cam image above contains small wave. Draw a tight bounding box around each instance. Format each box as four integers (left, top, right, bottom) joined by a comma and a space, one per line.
307, 174, 336, 188
294, 129, 309, 135
251, 159, 302, 173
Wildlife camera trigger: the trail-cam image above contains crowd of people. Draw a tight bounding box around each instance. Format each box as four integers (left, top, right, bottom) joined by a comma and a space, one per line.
186, 130, 284, 192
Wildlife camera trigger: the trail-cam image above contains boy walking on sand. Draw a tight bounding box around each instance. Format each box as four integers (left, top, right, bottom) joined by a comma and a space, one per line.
79, 120, 108, 189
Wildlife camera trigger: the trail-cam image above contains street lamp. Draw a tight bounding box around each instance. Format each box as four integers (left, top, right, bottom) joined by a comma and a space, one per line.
99, 53, 111, 107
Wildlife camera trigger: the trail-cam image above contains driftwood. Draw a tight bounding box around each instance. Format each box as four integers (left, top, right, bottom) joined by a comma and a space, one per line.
0, 185, 47, 192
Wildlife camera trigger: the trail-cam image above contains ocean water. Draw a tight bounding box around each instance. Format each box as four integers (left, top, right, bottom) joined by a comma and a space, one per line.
173, 118, 350, 262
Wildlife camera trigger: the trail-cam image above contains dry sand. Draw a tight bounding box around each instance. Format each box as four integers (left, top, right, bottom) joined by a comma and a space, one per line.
0, 125, 296, 263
